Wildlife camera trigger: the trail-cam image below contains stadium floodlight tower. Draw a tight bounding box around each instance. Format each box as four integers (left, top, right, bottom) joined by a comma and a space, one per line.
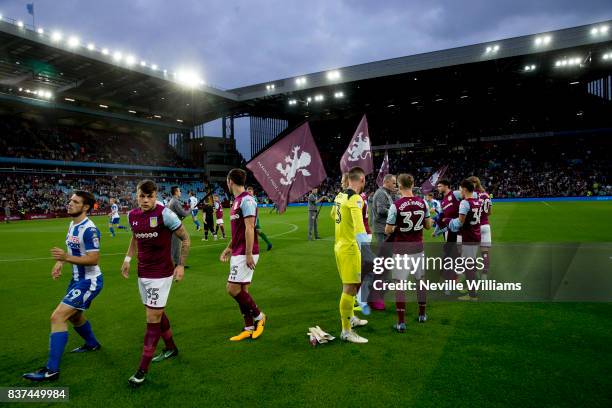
175, 70, 204, 89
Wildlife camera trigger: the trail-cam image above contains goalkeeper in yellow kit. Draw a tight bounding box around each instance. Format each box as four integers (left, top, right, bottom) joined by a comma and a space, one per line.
331, 167, 370, 344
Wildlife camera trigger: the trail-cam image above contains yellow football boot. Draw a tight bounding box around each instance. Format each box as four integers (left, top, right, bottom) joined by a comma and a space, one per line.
229, 330, 253, 341
252, 314, 267, 339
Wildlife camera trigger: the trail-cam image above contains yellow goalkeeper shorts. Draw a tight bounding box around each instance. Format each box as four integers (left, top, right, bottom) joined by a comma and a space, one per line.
334, 250, 362, 284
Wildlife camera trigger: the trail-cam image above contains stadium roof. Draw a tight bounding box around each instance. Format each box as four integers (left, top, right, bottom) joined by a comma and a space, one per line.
1, 17, 611, 128
227, 19, 612, 121
0, 17, 239, 129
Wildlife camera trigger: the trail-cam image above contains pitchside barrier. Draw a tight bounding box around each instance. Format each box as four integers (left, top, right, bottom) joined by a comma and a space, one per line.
255, 195, 612, 207
1, 196, 610, 221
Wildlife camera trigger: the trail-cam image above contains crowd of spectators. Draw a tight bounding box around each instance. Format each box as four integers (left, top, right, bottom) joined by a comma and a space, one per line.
251, 135, 611, 202
0, 117, 195, 168
1, 125, 610, 218
0, 173, 224, 216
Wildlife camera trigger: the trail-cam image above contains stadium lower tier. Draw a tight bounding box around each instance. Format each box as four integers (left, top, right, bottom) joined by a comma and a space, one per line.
0, 172, 229, 217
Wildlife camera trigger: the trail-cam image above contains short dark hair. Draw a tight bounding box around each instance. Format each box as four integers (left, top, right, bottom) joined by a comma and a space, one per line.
437, 179, 451, 188
137, 180, 157, 194
227, 168, 247, 186
348, 166, 365, 181
397, 173, 414, 189
171, 186, 180, 196
426, 192, 434, 197
74, 190, 95, 212
460, 179, 475, 192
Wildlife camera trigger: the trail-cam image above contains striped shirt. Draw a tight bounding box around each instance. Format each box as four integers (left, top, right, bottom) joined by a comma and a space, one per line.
65, 217, 102, 281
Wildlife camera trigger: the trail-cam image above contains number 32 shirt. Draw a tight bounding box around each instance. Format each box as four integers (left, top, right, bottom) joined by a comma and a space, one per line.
386, 196, 430, 254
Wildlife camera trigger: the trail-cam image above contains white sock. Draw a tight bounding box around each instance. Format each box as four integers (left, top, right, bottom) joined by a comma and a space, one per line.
254, 313, 263, 321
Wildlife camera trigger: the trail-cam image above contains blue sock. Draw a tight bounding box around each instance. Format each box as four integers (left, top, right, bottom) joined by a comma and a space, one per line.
195, 221, 201, 229
74, 320, 99, 347
118, 225, 126, 229
110, 227, 115, 236
46, 331, 68, 372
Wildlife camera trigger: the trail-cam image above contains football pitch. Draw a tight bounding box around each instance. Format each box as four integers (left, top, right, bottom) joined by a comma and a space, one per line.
0, 201, 611, 407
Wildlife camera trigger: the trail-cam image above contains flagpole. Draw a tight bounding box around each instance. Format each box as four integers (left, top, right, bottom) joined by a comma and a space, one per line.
32, 3, 35, 27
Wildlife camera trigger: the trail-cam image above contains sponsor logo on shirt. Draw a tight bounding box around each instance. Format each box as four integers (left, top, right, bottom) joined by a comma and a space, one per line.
66, 235, 81, 249
135, 232, 159, 239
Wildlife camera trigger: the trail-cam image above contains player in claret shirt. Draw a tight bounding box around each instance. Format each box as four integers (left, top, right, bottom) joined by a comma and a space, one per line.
438, 179, 482, 301
435, 179, 462, 289
213, 194, 227, 239
468, 176, 492, 280
23, 191, 103, 382
220, 169, 267, 341
121, 180, 191, 387
385, 174, 432, 332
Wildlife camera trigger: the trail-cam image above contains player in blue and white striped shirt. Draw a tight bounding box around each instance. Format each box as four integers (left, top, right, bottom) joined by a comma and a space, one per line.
108, 197, 127, 237
188, 191, 201, 231
23, 191, 104, 382
425, 192, 442, 219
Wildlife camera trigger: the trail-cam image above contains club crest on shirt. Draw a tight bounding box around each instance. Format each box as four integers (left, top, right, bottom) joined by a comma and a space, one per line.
150, 217, 158, 228
448, 195, 452, 201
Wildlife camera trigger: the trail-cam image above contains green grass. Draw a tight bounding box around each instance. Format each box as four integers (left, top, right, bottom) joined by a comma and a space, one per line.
0, 201, 611, 407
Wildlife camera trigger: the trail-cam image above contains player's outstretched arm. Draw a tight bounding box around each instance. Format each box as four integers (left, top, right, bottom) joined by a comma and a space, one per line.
173, 225, 190, 281
244, 217, 256, 269
172, 199, 191, 219
51, 261, 64, 280
384, 203, 397, 235
121, 237, 136, 279
384, 224, 395, 235
51, 247, 99, 266
220, 233, 232, 262
220, 245, 232, 262
448, 215, 465, 232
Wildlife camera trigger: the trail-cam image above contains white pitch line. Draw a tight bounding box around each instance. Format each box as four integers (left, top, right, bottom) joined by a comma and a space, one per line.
541, 201, 553, 208
0, 223, 299, 263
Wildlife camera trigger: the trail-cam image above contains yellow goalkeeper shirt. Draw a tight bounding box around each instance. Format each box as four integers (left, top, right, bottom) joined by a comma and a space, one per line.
331, 189, 366, 253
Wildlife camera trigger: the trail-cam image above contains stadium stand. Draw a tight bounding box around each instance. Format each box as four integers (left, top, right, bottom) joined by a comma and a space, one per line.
268, 132, 611, 203
0, 116, 194, 167
0, 172, 230, 218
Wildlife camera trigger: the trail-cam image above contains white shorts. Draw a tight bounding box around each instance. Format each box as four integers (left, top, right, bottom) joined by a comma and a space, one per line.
138, 276, 173, 308
228, 254, 259, 283
456, 234, 463, 244
392, 252, 425, 281
461, 244, 479, 260
216, 218, 224, 225
480, 224, 492, 247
